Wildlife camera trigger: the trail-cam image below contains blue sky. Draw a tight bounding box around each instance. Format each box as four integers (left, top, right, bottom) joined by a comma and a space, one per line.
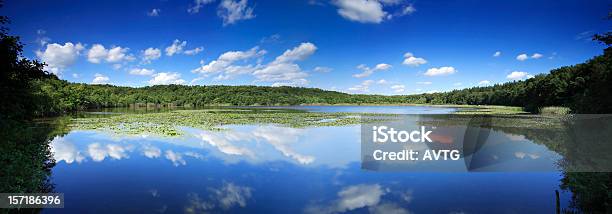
3, 0, 610, 94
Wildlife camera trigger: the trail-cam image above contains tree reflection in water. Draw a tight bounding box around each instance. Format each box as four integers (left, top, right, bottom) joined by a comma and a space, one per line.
0, 117, 71, 213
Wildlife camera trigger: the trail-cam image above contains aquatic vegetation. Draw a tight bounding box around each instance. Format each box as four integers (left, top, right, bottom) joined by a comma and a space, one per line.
70, 109, 396, 137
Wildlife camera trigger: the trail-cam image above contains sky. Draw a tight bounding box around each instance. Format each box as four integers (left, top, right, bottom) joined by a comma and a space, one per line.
3, 0, 610, 94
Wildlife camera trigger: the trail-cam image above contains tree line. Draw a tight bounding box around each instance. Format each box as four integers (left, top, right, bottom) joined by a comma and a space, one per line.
26, 42, 611, 116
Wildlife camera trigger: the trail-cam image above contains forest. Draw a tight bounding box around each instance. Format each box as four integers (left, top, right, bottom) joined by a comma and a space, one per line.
17, 41, 611, 118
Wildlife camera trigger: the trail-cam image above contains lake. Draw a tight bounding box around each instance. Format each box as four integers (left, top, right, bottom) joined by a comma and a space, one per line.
8, 106, 609, 213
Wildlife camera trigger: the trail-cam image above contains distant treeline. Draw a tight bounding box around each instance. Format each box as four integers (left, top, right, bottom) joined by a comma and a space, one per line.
27, 44, 611, 116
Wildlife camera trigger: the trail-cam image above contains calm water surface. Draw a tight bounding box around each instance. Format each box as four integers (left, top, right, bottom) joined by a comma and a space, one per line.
43, 106, 574, 213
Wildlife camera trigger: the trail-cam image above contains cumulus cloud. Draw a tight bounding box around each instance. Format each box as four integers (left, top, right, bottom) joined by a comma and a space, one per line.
506, 71, 533, 80
332, 0, 414, 23
165, 40, 187, 56
304, 184, 409, 214
252, 127, 314, 164
252, 42, 316, 86
142, 47, 161, 63
493, 51, 501, 57
35, 42, 85, 75
188, 0, 215, 13
333, 0, 386, 23
192, 46, 266, 79
142, 145, 161, 158
377, 79, 387, 84
218, 0, 255, 26
129, 68, 155, 76
165, 150, 186, 166
148, 72, 187, 85
87, 44, 134, 64
192, 42, 316, 86
516, 53, 528, 61
184, 182, 252, 213
50, 137, 85, 164
87, 143, 129, 162
402, 52, 427, 66
352, 63, 391, 78
147, 8, 161, 16
92, 73, 110, 84
531, 53, 543, 59
516, 53, 543, 61
424, 66, 456, 76
391, 84, 405, 93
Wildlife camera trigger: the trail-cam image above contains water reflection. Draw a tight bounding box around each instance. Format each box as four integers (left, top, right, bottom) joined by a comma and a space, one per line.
184, 182, 253, 213
16, 109, 611, 213
305, 184, 410, 214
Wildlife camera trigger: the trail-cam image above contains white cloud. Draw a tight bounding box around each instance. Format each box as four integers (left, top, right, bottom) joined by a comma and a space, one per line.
218, 0, 255, 26
92, 73, 110, 84
348, 80, 375, 92
252, 127, 314, 164
192, 46, 266, 79
314, 66, 332, 73
424, 66, 456, 76
165, 150, 186, 166
416, 81, 432, 85
478, 80, 491, 85
142, 47, 161, 63
87, 143, 129, 162
273, 42, 317, 63
402, 52, 427, 66
333, 0, 387, 23
252, 42, 316, 86
352, 63, 391, 78
517, 53, 544, 61
453, 82, 462, 86
531, 53, 543, 59
50, 137, 85, 164
188, 0, 215, 14
143, 146, 161, 158
493, 51, 501, 57
399, 4, 416, 16
35, 42, 84, 75
147, 8, 161, 16
184, 47, 204, 55
376, 79, 387, 84
87, 44, 107, 63
185, 183, 253, 213
336, 184, 384, 212
129, 68, 155, 76
87, 44, 133, 64
148, 72, 187, 85
305, 184, 395, 214
165, 39, 187, 56
506, 71, 533, 80
192, 42, 316, 86
391, 84, 405, 93
516, 53, 528, 61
